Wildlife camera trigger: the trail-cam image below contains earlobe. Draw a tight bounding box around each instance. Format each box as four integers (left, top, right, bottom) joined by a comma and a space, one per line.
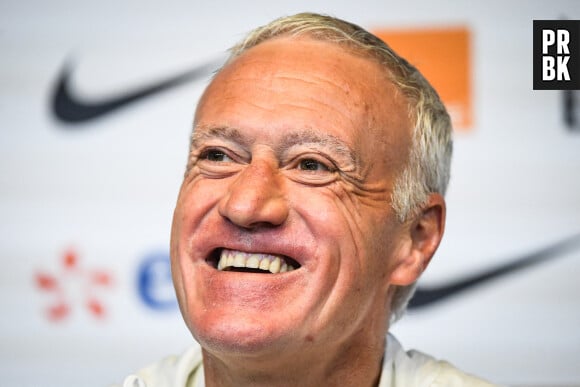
388, 194, 446, 286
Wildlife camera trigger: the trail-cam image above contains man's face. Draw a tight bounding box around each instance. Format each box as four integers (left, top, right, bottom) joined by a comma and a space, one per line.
170, 37, 413, 358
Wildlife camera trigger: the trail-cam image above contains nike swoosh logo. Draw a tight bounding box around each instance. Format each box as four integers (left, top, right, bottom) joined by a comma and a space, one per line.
51, 57, 224, 124
409, 233, 580, 309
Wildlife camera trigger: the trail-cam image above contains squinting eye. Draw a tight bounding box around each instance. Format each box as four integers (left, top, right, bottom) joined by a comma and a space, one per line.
298, 159, 329, 171
203, 149, 231, 162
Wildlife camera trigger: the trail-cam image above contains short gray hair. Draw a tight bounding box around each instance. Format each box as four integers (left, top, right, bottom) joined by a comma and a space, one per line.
221, 13, 453, 322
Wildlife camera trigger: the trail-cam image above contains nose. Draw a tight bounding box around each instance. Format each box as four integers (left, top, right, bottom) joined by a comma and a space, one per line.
218, 160, 289, 229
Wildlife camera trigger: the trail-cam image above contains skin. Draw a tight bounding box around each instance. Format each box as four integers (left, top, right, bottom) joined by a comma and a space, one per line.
170, 36, 446, 387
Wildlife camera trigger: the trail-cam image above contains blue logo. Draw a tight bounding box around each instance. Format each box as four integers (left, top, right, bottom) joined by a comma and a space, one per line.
137, 252, 178, 310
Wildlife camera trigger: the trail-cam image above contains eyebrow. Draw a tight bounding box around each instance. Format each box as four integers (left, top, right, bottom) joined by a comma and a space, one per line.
190, 126, 250, 149
190, 126, 358, 166
280, 130, 357, 166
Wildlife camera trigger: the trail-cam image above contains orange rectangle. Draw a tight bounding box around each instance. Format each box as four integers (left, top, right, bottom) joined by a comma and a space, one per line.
373, 27, 472, 131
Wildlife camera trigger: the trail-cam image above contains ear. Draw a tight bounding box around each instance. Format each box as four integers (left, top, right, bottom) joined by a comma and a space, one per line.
389, 193, 446, 286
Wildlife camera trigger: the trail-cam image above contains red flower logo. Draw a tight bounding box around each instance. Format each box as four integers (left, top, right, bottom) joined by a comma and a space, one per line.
35, 248, 113, 321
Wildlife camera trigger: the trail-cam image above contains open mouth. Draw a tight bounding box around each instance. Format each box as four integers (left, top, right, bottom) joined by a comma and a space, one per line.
209, 249, 301, 274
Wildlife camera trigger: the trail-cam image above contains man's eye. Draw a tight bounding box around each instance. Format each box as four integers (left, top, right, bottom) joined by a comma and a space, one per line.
203, 149, 231, 162
298, 159, 330, 171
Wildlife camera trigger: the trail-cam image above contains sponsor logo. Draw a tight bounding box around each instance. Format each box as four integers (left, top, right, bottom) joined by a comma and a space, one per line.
35, 248, 114, 321
533, 20, 580, 90
51, 58, 223, 124
373, 27, 472, 131
137, 251, 178, 311
409, 233, 580, 308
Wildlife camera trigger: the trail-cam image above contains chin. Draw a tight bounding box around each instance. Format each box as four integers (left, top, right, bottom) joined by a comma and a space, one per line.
189, 309, 294, 356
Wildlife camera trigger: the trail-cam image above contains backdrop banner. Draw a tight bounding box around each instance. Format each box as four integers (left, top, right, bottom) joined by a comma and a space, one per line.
1, 1, 579, 386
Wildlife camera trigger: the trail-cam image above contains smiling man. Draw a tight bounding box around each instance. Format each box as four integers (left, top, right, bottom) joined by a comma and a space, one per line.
116, 12, 498, 387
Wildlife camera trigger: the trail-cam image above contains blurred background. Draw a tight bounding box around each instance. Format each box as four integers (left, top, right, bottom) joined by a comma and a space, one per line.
1, 1, 579, 386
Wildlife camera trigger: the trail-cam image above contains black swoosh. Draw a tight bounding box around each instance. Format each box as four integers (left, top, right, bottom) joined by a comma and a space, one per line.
409, 233, 580, 309
51, 58, 223, 124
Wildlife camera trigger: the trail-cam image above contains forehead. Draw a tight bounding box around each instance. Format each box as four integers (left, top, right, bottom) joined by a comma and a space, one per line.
195, 37, 410, 156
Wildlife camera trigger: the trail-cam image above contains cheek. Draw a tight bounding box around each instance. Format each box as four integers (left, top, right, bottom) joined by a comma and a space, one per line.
170, 178, 225, 283
171, 179, 228, 319
312, 184, 399, 281
292, 186, 357, 244
291, 184, 374, 285
173, 177, 226, 235
365, 215, 408, 293
292, 186, 395, 326
299, 183, 376, 247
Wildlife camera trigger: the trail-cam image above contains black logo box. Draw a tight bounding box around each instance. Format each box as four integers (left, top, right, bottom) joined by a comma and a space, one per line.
533, 20, 580, 90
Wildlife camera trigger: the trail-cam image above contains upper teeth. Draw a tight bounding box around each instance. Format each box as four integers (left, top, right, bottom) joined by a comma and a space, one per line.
217, 250, 296, 273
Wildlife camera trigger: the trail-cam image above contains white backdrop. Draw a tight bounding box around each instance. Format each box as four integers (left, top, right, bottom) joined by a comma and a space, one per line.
1, 1, 579, 386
